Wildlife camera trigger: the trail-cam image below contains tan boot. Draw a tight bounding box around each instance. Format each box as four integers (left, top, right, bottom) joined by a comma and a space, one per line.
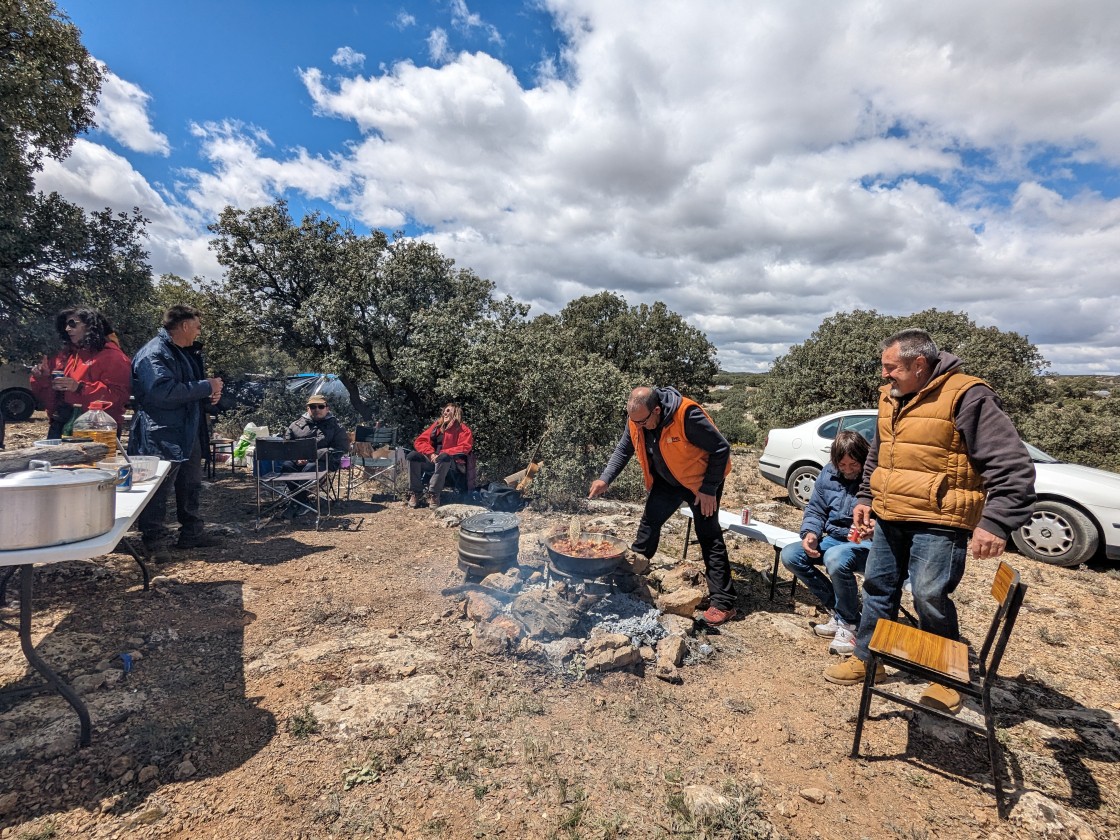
407, 493, 419, 508
824, 657, 886, 686
919, 683, 963, 714
428, 493, 440, 509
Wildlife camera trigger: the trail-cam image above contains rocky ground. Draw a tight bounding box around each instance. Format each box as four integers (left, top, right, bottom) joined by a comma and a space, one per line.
1, 414, 1118, 840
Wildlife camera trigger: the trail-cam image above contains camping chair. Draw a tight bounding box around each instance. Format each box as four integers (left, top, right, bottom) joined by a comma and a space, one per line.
255, 437, 327, 530
347, 424, 401, 500
851, 560, 1027, 817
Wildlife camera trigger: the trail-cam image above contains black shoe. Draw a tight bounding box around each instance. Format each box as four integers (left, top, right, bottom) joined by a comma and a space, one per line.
176, 532, 223, 549
142, 539, 174, 563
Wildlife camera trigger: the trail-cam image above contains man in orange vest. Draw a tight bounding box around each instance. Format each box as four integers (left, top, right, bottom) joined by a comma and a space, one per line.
589, 386, 737, 625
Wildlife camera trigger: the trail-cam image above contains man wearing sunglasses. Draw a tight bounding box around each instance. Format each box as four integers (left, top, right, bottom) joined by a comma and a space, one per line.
279, 394, 350, 517
589, 386, 737, 625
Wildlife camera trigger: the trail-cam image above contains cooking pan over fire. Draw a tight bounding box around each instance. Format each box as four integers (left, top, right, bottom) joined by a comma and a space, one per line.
545, 532, 629, 577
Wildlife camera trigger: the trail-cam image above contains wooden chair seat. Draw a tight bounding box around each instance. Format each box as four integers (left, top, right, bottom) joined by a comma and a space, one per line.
868, 619, 970, 684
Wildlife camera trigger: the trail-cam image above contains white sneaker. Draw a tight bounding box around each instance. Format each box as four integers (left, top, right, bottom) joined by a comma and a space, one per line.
902, 577, 912, 595
829, 621, 857, 655
813, 613, 839, 638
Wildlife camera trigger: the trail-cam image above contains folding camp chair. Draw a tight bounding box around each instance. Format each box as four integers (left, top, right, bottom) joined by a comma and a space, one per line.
255, 437, 327, 529
851, 560, 1028, 817
347, 425, 401, 500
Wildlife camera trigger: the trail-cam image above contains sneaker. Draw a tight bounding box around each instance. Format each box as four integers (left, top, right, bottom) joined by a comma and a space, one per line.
701, 606, 738, 625
428, 493, 440, 509
813, 613, 840, 638
919, 683, 963, 715
407, 493, 419, 509
828, 621, 857, 655
902, 577, 912, 595
176, 531, 223, 549
824, 657, 886, 686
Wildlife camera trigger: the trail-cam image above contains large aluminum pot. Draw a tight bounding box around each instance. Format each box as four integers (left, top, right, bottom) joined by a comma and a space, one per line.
0, 466, 117, 550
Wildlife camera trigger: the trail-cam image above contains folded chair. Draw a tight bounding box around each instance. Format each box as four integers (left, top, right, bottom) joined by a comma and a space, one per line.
255, 437, 326, 529
347, 425, 400, 500
851, 560, 1027, 817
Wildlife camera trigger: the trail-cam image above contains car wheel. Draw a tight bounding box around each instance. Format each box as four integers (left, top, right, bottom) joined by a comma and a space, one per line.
0, 388, 35, 421
1012, 501, 1100, 567
786, 465, 820, 509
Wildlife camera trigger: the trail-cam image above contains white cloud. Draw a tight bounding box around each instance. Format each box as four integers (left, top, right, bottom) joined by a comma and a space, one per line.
427, 28, 451, 64
40, 0, 1120, 373
94, 64, 170, 155
395, 11, 416, 29
450, 0, 503, 45
331, 46, 366, 69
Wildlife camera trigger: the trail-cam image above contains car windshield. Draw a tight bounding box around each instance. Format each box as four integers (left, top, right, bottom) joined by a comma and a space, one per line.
1024, 441, 1058, 463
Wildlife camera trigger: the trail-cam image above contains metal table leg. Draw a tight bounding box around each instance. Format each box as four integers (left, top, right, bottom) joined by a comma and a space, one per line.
119, 536, 151, 590
15, 564, 91, 747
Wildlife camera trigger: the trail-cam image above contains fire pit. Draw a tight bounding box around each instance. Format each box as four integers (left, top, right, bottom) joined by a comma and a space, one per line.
544, 532, 628, 578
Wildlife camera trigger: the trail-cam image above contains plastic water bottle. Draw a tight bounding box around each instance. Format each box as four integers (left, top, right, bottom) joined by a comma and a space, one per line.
72, 400, 118, 452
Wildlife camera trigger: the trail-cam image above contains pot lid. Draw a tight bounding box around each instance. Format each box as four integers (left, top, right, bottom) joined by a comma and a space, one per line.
0, 467, 116, 488
461, 511, 520, 534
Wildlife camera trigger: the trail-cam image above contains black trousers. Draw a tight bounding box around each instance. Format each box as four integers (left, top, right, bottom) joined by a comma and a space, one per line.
139, 438, 204, 541
633, 476, 736, 610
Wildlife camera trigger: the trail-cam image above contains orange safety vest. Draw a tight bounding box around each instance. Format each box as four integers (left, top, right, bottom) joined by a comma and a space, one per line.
629, 397, 731, 493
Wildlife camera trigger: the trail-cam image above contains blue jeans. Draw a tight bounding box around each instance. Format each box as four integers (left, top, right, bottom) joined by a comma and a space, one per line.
780, 536, 869, 624
854, 520, 968, 661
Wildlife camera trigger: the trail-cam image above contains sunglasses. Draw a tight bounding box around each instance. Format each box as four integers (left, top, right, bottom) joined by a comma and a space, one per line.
307, 404, 327, 410
66, 319, 83, 328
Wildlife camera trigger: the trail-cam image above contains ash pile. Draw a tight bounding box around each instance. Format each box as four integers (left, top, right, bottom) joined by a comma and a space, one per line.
445, 514, 719, 684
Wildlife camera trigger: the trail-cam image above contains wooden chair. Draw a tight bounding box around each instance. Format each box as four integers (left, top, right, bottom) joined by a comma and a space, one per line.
851, 560, 1027, 816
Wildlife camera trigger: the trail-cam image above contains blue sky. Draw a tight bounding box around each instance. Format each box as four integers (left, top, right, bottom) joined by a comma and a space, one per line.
40, 0, 1120, 373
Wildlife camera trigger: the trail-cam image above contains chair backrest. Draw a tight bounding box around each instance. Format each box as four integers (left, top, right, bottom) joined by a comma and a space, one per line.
255, 436, 318, 465
977, 560, 1027, 682
355, 425, 397, 447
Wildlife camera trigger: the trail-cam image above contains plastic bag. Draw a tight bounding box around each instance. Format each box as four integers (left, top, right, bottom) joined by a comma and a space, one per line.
233, 422, 269, 461
480, 482, 527, 512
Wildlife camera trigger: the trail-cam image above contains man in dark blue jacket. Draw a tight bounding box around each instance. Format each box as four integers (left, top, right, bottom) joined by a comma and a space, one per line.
129, 305, 223, 554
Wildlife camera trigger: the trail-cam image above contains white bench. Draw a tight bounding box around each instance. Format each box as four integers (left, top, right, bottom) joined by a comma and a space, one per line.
679, 506, 801, 601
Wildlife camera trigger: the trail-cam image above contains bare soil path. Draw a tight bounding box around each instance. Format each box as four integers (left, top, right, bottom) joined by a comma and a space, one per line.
1, 415, 1118, 839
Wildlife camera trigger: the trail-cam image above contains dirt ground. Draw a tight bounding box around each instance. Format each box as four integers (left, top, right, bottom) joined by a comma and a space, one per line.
1, 414, 1119, 840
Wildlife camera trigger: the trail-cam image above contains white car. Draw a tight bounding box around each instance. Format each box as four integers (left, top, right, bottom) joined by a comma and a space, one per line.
758, 409, 1120, 567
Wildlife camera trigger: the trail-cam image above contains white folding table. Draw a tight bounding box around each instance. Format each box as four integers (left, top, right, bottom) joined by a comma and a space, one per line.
0, 460, 172, 747
679, 506, 802, 601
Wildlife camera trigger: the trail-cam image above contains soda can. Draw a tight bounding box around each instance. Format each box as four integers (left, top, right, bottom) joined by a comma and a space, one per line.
115, 463, 133, 492
52, 370, 64, 379
741, 507, 750, 525
848, 524, 862, 543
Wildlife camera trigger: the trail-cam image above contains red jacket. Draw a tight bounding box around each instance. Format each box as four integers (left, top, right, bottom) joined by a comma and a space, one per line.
413, 420, 476, 489
413, 420, 473, 457
30, 337, 132, 426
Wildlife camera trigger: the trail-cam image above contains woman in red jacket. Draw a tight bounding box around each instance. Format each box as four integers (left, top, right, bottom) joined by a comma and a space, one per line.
30, 308, 132, 439
407, 403, 475, 508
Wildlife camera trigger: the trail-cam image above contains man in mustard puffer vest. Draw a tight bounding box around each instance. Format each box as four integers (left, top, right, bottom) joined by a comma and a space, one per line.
590, 386, 736, 625
824, 329, 1035, 713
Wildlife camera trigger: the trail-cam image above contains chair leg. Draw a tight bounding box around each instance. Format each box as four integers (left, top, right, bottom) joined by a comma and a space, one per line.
851, 655, 878, 758
982, 687, 1007, 817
